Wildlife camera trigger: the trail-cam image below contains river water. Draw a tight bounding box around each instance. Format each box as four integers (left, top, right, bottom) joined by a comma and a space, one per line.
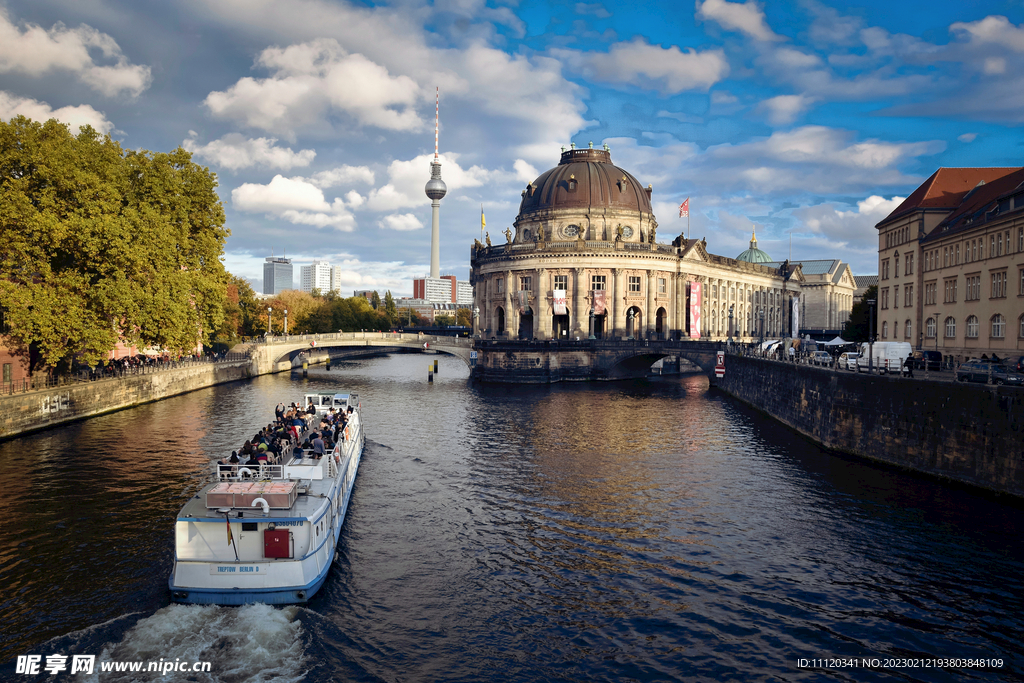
1, 353, 1022, 682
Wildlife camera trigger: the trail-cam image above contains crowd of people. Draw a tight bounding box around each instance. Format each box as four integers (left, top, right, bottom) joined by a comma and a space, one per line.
217, 400, 353, 477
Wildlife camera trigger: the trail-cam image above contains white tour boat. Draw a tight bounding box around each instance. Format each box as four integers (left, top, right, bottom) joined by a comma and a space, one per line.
169, 392, 364, 605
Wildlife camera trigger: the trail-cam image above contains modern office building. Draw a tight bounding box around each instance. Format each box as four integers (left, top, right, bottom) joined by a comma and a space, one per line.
263, 257, 293, 295
300, 260, 333, 294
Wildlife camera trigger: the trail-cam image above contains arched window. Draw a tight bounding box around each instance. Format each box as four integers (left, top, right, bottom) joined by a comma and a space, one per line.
905, 319, 912, 339
1019, 314, 1024, 338
945, 316, 956, 338
966, 315, 979, 338
926, 317, 936, 338
882, 321, 888, 339
992, 314, 1005, 338
894, 321, 900, 339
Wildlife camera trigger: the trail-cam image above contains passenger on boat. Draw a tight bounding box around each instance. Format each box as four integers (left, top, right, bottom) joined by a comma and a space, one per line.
218, 452, 240, 476
312, 433, 325, 456
244, 454, 260, 471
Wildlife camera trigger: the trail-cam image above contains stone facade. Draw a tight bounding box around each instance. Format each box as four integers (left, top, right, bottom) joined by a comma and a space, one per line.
876, 166, 1024, 360
471, 148, 809, 342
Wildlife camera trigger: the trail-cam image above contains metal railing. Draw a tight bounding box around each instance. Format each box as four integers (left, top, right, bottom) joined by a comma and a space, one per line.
1, 351, 252, 396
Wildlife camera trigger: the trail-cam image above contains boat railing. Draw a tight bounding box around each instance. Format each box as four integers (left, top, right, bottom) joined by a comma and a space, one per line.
217, 463, 286, 481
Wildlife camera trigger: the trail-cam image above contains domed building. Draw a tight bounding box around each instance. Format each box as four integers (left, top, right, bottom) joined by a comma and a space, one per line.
736, 230, 773, 264
470, 146, 855, 341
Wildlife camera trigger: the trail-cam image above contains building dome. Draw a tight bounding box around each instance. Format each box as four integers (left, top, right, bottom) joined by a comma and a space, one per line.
518, 147, 653, 217
736, 229, 772, 263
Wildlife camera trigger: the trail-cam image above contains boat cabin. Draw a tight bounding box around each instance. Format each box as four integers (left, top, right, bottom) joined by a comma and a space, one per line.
303, 392, 356, 414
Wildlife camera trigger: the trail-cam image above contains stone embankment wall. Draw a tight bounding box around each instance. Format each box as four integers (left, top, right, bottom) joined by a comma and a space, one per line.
717, 355, 1024, 497
0, 362, 252, 440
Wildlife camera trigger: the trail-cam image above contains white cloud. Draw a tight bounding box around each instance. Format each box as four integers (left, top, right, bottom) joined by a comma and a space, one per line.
377, 213, 424, 231
0, 9, 151, 97
957, 133, 978, 143
793, 195, 905, 255
232, 174, 356, 231
554, 38, 729, 93
303, 165, 375, 188
513, 159, 539, 183
0, 91, 113, 133
696, 0, 783, 42
950, 15, 1024, 52
205, 38, 421, 137
575, 3, 612, 19
758, 94, 816, 126
183, 133, 316, 171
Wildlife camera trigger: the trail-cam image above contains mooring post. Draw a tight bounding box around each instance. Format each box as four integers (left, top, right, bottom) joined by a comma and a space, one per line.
428, 364, 434, 382
434, 359, 439, 373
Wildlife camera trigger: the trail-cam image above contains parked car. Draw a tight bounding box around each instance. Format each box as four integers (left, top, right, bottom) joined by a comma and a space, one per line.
910, 350, 942, 371
838, 352, 860, 370
811, 351, 833, 366
1000, 355, 1024, 373
956, 359, 1023, 385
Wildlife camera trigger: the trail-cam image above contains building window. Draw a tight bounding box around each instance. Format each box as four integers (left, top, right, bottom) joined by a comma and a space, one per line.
497, 278, 504, 293
992, 314, 1006, 338
712, 285, 718, 299
895, 255, 900, 276
991, 235, 996, 258
904, 285, 914, 307
882, 321, 888, 339
894, 285, 900, 308
966, 315, 979, 338
991, 271, 1007, 298
965, 275, 980, 301
945, 316, 956, 338
924, 282, 936, 305
2, 363, 10, 384
1019, 228, 1023, 253
554, 275, 567, 290
881, 287, 889, 309
520, 276, 532, 292
944, 278, 957, 303
926, 317, 936, 338
906, 253, 913, 275
882, 260, 890, 280
905, 319, 912, 339
1020, 314, 1024, 338
591, 275, 606, 291
628, 276, 641, 292
998, 233, 1004, 256
1020, 269, 1024, 296
658, 277, 666, 293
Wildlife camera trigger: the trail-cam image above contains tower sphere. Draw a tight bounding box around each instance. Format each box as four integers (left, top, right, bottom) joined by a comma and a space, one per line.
425, 161, 447, 200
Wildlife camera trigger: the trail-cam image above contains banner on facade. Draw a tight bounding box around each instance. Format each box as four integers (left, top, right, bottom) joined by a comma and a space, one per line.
553, 289, 567, 315
591, 290, 606, 315
517, 290, 531, 314
689, 281, 702, 339
791, 296, 799, 339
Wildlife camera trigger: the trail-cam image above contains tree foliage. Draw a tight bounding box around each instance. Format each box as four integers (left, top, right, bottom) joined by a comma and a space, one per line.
384, 290, 397, 322
0, 116, 229, 370
843, 285, 877, 342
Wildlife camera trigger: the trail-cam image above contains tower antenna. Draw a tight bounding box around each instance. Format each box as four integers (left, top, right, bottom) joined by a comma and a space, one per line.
434, 87, 439, 161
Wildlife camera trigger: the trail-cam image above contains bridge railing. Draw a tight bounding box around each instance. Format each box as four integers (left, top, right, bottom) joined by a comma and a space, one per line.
255, 331, 473, 347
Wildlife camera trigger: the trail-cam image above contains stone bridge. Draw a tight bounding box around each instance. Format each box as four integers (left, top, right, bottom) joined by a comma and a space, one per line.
247, 331, 475, 375
472, 339, 726, 383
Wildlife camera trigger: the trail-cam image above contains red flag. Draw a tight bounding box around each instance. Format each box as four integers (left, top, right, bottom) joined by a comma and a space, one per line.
679, 198, 690, 217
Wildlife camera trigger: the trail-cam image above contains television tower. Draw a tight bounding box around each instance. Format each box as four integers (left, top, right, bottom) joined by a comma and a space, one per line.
424, 87, 447, 279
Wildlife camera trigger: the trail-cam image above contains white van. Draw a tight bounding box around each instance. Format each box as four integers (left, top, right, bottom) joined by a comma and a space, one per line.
856, 342, 912, 375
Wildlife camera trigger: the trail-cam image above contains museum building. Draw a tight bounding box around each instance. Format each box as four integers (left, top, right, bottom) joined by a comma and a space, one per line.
470, 146, 857, 342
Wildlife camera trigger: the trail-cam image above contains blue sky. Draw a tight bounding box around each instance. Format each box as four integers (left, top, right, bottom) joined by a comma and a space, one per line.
2, 0, 1023, 295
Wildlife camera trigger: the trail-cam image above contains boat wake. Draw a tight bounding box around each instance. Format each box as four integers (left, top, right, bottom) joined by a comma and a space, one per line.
72, 604, 308, 683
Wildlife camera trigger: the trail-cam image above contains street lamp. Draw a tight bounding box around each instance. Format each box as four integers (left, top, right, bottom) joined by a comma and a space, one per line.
588, 308, 596, 340
267, 307, 272, 337
284, 309, 288, 336
759, 308, 765, 350
728, 304, 734, 346
866, 298, 876, 373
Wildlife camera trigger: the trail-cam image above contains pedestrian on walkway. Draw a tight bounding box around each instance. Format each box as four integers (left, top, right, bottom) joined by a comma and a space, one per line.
904, 353, 914, 378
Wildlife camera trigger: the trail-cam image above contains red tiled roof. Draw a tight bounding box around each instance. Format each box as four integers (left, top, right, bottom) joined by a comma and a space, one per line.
928, 167, 1024, 239
877, 167, 1021, 226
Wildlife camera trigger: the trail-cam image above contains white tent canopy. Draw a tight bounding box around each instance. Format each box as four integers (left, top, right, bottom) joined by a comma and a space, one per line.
823, 336, 851, 346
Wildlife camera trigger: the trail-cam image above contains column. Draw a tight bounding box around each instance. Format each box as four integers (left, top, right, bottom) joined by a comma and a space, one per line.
573, 267, 586, 337
646, 269, 656, 338
612, 268, 623, 339
674, 272, 684, 340
503, 270, 513, 338
536, 267, 549, 339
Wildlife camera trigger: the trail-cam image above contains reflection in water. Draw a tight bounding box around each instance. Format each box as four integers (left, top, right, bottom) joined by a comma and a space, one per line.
1, 355, 1023, 682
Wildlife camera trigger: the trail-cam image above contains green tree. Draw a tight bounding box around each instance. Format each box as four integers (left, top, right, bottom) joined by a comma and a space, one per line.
384, 290, 397, 323
370, 290, 381, 310
0, 116, 228, 372
456, 307, 472, 327
435, 313, 455, 326
843, 285, 877, 342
